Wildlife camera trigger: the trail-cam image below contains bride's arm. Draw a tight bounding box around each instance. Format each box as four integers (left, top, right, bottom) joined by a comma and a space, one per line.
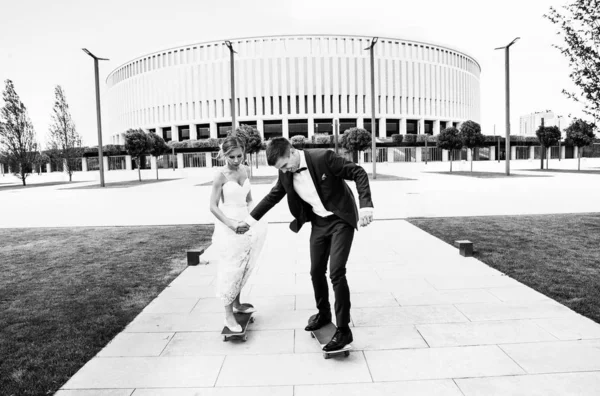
209, 171, 239, 231
245, 165, 256, 212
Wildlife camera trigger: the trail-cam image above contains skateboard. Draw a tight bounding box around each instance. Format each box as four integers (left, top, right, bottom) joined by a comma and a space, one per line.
222, 312, 254, 342
310, 322, 352, 359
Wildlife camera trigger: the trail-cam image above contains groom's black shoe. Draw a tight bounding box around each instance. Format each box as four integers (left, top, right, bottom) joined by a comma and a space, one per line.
304, 312, 332, 331
323, 327, 353, 352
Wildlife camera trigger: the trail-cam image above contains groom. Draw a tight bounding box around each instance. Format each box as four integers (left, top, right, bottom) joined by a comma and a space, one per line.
240, 137, 374, 351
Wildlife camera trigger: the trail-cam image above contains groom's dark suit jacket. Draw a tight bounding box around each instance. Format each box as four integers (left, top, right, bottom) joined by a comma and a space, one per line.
250, 149, 373, 233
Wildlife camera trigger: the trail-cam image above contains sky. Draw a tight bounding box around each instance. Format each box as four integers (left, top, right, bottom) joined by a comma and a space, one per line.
0, 0, 587, 146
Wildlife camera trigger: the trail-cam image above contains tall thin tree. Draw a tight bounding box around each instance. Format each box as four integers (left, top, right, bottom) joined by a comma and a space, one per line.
48, 85, 83, 182
0, 79, 38, 185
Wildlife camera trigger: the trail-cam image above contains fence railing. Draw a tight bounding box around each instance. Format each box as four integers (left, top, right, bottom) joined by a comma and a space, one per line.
421, 147, 443, 162
363, 148, 388, 163
475, 147, 490, 161
183, 153, 206, 168
393, 147, 417, 162
515, 146, 529, 160
86, 157, 99, 171
581, 143, 600, 158
108, 156, 126, 170
157, 154, 177, 169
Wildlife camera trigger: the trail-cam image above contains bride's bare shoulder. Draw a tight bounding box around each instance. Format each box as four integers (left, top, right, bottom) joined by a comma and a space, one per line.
212, 167, 228, 184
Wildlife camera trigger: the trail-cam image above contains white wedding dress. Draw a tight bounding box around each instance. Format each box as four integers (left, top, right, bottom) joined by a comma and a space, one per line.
203, 176, 267, 305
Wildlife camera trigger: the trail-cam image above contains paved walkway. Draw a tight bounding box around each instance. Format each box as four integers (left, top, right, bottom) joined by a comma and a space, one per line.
56, 220, 600, 395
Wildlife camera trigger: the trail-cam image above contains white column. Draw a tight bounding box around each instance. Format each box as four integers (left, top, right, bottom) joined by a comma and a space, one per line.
434, 120, 441, 135
387, 147, 395, 163
400, 118, 407, 135
82, 158, 88, 172
190, 123, 197, 140
489, 146, 495, 161
442, 150, 449, 162
529, 146, 535, 160
177, 153, 184, 169
416, 147, 422, 162
102, 156, 109, 172
560, 145, 565, 159
125, 155, 133, 170
511, 146, 517, 160
308, 117, 315, 138
418, 119, 425, 135
282, 118, 289, 139
574, 146, 579, 158
205, 152, 213, 168
150, 156, 157, 170
210, 122, 217, 139
46, 162, 51, 173
467, 148, 472, 162
256, 119, 264, 139
378, 117, 386, 139
171, 125, 179, 142
357, 117, 364, 129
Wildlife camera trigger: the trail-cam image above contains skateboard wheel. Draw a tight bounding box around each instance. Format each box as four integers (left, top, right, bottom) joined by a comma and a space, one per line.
344, 351, 350, 357
243, 335, 248, 341
250, 317, 255, 324
223, 336, 227, 342
323, 353, 330, 359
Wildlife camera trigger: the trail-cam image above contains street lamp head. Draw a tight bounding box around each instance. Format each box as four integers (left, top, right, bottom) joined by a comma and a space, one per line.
494, 37, 520, 51
82, 48, 109, 61
224, 40, 237, 53
363, 37, 379, 51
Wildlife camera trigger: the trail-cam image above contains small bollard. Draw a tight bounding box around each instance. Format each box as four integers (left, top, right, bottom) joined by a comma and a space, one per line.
454, 240, 473, 257
187, 248, 206, 266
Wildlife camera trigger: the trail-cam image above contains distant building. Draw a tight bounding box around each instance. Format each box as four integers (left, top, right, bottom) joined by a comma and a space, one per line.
106, 34, 481, 144
519, 111, 567, 138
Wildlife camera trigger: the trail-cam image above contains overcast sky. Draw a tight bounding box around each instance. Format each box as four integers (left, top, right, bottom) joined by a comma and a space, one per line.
0, 0, 586, 146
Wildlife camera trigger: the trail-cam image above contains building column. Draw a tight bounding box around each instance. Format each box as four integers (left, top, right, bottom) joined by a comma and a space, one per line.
125, 155, 133, 171
467, 148, 472, 162
416, 147, 422, 162
418, 119, 425, 135
511, 146, 517, 160
434, 120, 441, 135
150, 156, 157, 171
205, 152, 213, 168
489, 146, 495, 161
530, 146, 535, 160
46, 162, 52, 173
177, 153, 184, 169
560, 145, 565, 160
102, 156, 109, 172
210, 122, 217, 139
574, 146, 579, 159
256, 119, 264, 138
400, 118, 407, 135
82, 157, 88, 172
307, 116, 315, 138
282, 118, 289, 139
190, 123, 197, 140
378, 117, 386, 139
356, 117, 364, 129
171, 125, 179, 142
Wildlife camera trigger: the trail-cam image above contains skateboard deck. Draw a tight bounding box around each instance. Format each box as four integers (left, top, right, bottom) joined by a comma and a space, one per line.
310, 322, 352, 359
222, 312, 254, 342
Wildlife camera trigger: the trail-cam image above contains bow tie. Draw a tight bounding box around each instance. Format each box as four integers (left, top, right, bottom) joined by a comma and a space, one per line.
294, 167, 307, 174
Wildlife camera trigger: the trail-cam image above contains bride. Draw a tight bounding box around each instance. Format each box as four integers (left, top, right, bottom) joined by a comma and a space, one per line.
202, 136, 267, 332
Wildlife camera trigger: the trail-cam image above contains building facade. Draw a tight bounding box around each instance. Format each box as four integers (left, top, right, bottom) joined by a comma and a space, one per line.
106, 34, 481, 144
519, 111, 567, 138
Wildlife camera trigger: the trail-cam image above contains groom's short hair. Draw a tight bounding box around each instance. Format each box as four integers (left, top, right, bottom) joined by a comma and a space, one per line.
266, 137, 292, 166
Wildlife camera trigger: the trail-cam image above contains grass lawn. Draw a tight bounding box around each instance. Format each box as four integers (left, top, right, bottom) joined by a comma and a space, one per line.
0, 225, 212, 395
408, 213, 600, 324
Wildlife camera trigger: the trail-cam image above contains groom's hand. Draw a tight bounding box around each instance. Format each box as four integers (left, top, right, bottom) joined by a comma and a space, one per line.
236, 221, 250, 234
359, 211, 373, 227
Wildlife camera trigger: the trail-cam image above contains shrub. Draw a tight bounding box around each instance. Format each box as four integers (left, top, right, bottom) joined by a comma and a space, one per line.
483, 135, 499, 144
167, 141, 187, 149
290, 135, 306, 148
313, 134, 332, 144
229, 124, 262, 155
391, 134, 403, 144
525, 136, 541, 144
340, 127, 372, 153
403, 134, 417, 144
189, 138, 220, 148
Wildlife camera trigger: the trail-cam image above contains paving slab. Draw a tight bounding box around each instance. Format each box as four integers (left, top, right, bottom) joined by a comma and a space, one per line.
455, 372, 600, 396
97, 333, 174, 357
130, 387, 293, 396
365, 345, 525, 381
294, 380, 464, 396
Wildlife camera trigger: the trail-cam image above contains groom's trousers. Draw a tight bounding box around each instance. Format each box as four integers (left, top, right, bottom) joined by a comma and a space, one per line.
309, 213, 354, 329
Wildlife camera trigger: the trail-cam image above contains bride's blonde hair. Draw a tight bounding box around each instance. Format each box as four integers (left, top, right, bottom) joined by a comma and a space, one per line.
218, 136, 246, 162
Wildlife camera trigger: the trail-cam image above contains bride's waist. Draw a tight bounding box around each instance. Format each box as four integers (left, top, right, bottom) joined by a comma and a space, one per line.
220, 202, 248, 208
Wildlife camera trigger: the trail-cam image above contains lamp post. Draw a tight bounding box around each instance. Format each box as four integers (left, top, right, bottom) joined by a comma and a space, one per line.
494, 37, 519, 176
224, 41, 237, 132
82, 48, 109, 187
364, 37, 378, 179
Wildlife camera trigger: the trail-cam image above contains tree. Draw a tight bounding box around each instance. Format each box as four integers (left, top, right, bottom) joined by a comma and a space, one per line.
229, 124, 263, 175
147, 132, 169, 180
437, 127, 463, 172
536, 125, 562, 169
124, 128, 151, 181
48, 85, 83, 182
0, 79, 38, 185
340, 127, 371, 163
565, 118, 596, 171
545, 2, 600, 121
459, 120, 485, 172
